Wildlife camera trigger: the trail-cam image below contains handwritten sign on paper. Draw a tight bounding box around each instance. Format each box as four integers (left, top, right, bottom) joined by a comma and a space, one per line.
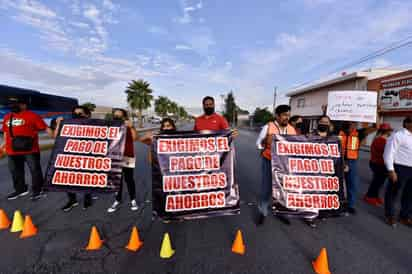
326, 91, 377, 123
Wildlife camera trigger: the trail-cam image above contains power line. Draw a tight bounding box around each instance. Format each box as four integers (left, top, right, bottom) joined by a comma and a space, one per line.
289, 34, 412, 91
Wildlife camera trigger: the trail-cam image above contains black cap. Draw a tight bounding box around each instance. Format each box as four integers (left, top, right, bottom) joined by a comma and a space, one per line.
275, 104, 291, 115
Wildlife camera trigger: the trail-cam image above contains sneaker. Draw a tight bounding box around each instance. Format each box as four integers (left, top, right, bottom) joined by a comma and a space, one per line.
83, 198, 93, 210
7, 191, 21, 200
130, 200, 139, 211
400, 218, 412, 227
62, 200, 79, 212
363, 196, 379, 206
30, 193, 42, 201
7, 190, 29, 200
18, 190, 30, 197
376, 198, 384, 206
256, 213, 265, 226
385, 216, 397, 227
107, 200, 121, 213
345, 207, 357, 215
304, 219, 317, 228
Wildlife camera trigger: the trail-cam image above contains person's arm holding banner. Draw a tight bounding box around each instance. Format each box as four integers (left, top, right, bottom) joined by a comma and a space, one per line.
256, 125, 268, 150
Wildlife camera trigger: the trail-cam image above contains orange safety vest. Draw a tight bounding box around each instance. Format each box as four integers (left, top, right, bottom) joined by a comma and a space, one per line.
339, 129, 359, 160
262, 122, 296, 160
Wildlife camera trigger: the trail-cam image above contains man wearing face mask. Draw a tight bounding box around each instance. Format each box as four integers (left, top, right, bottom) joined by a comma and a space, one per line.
53, 106, 94, 212
338, 121, 377, 215
1, 97, 51, 201
256, 105, 296, 225
107, 108, 139, 213
289, 115, 304, 135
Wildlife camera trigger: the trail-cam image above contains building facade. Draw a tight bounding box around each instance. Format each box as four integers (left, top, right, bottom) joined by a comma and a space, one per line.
287, 69, 403, 133
368, 69, 412, 129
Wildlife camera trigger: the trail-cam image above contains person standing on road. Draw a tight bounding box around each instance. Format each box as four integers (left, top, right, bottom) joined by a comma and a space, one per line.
1, 97, 51, 201
289, 115, 304, 135
256, 105, 296, 225
338, 121, 376, 215
52, 106, 94, 212
107, 108, 139, 213
364, 123, 393, 207
194, 96, 230, 131
383, 116, 412, 227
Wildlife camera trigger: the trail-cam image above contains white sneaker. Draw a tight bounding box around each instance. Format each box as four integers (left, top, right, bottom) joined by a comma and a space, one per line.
130, 200, 139, 211
107, 200, 121, 213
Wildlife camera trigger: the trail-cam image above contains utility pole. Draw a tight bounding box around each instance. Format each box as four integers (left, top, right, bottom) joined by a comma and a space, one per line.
273, 86, 277, 115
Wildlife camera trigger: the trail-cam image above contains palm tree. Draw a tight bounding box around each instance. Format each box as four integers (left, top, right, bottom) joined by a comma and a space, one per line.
168, 101, 179, 117
81, 102, 96, 113
178, 106, 188, 120
125, 79, 154, 128
154, 96, 171, 118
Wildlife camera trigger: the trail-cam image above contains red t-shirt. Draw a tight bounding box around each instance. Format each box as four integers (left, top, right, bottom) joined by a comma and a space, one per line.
2, 110, 47, 155
124, 127, 135, 157
370, 136, 387, 165
194, 113, 230, 131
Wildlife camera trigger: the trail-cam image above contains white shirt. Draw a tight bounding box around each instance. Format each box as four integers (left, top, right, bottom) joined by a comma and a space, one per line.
383, 128, 412, 171
256, 122, 287, 150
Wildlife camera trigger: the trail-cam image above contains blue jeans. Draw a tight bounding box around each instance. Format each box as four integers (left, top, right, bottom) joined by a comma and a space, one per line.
258, 157, 272, 217
384, 164, 412, 219
345, 159, 358, 208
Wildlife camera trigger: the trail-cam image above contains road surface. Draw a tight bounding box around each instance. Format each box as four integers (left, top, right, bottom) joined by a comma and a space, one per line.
0, 128, 411, 273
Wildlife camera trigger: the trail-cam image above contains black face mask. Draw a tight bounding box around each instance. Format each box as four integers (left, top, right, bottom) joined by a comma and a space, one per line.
113, 116, 123, 121
10, 104, 21, 113
318, 124, 329, 133
204, 107, 215, 116
72, 113, 86, 119
295, 122, 304, 130
161, 128, 176, 134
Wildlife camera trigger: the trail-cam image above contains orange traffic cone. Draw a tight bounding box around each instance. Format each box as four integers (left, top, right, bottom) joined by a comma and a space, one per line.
85, 226, 103, 250
312, 248, 331, 274
20, 215, 38, 238
0, 209, 11, 230
231, 229, 245, 255
125, 226, 143, 252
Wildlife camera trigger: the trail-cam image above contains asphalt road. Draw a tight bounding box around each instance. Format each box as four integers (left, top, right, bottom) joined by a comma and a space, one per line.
0, 128, 411, 274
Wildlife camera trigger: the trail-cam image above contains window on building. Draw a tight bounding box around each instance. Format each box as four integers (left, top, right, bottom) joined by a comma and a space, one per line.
297, 98, 305, 108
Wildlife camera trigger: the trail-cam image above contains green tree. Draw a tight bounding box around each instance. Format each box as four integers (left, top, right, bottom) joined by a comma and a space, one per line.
177, 106, 188, 120
154, 96, 171, 118
81, 102, 96, 113
168, 101, 179, 117
252, 107, 273, 125
125, 79, 154, 128
223, 91, 237, 126
104, 112, 113, 121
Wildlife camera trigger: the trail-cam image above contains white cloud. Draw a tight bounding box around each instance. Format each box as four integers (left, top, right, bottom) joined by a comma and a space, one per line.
175, 0, 203, 24
102, 0, 116, 11
175, 44, 193, 51
69, 21, 89, 29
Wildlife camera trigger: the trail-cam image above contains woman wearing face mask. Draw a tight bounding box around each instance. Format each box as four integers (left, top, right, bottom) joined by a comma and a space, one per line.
139, 118, 177, 145
52, 106, 94, 212
289, 115, 304, 135
107, 108, 140, 213
363, 123, 393, 207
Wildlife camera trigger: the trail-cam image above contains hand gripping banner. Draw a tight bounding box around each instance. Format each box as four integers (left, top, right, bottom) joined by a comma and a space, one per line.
152, 130, 240, 221
271, 135, 345, 218
44, 119, 126, 193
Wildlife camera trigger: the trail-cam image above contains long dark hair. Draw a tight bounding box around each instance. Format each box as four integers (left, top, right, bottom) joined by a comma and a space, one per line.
160, 118, 176, 131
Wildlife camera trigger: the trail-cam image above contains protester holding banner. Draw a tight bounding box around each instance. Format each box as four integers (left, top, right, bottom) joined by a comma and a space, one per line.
383, 116, 412, 227
107, 108, 139, 213
1, 97, 52, 201
338, 121, 376, 215
53, 106, 94, 212
256, 105, 296, 225
289, 115, 304, 135
194, 96, 230, 131
364, 123, 393, 206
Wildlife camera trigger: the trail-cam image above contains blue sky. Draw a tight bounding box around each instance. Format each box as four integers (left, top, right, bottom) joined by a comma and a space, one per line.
1, 0, 412, 113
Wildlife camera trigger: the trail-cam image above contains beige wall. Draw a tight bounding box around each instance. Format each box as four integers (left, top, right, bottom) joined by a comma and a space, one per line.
290, 78, 368, 116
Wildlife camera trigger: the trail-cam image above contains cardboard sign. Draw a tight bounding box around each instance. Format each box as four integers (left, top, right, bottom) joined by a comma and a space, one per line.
327, 91, 377, 123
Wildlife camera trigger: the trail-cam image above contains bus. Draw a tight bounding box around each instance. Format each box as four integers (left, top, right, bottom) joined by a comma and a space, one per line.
0, 84, 78, 131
